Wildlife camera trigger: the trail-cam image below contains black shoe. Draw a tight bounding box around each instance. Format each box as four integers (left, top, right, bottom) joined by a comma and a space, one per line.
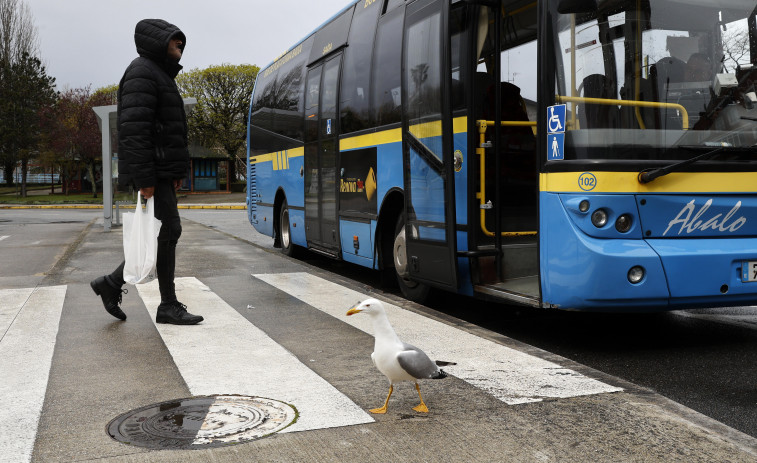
90, 276, 127, 321
156, 301, 203, 325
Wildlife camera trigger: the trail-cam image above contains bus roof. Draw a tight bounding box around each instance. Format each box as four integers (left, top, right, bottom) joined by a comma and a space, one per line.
258, 0, 358, 74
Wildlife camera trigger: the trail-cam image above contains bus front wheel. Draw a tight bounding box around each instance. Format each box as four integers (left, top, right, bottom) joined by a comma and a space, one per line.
393, 215, 430, 302
279, 199, 297, 257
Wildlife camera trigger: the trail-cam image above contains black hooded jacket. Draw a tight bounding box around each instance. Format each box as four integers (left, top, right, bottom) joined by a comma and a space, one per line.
117, 19, 189, 189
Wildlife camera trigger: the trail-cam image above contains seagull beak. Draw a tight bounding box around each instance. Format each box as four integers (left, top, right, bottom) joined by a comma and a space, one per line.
346, 307, 362, 316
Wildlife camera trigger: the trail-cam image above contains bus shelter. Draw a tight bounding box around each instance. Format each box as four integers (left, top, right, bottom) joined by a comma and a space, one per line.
93, 98, 197, 231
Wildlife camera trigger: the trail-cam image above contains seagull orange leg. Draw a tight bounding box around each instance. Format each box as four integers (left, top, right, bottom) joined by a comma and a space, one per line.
370, 385, 393, 414
412, 383, 429, 413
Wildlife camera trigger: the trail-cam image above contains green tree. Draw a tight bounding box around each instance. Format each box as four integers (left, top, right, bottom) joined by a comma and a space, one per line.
0, 52, 56, 194
176, 63, 259, 182
93, 84, 118, 105
0, 0, 39, 185
38, 86, 116, 197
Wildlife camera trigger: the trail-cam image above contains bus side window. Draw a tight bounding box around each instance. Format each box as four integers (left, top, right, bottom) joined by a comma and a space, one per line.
340, 0, 380, 134
249, 70, 278, 155
372, 6, 404, 127
272, 45, 310, 145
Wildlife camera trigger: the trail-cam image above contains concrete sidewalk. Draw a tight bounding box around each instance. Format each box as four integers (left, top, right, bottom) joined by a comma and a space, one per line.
0, 191, 247, 210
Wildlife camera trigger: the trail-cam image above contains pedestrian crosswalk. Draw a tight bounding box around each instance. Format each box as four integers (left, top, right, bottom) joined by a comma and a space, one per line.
136, 277, 374, 433
254, 272, 623, 405
0, 286, 67, 463
0, 275, 622, 462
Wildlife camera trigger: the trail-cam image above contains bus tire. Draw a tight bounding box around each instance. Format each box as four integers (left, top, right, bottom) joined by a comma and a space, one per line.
393, 215, 430, 302
279, 199, 298, 257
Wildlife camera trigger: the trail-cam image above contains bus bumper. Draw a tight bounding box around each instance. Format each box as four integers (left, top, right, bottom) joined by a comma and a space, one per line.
647, 238, 757, 309
541, 193, 757, 310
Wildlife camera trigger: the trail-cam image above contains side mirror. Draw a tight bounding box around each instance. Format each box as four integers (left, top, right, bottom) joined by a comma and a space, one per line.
558, 0, 598, 14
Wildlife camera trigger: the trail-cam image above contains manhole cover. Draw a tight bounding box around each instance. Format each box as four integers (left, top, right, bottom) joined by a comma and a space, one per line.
107, 395, 297, 449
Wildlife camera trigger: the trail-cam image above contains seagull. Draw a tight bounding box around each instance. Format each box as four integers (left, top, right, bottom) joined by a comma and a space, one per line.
346, 298, 454, 414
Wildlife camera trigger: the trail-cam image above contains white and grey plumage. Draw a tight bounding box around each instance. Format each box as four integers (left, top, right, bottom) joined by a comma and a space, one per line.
346, 298, 453, 414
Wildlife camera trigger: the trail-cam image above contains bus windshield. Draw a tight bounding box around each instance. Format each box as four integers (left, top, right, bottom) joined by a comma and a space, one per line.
551, 0, 757, 161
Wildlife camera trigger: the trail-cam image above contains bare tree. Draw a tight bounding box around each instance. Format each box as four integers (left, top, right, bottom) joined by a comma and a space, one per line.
0, 0, 39, 66
0, 0, 40, 185
722, 25, 750, 73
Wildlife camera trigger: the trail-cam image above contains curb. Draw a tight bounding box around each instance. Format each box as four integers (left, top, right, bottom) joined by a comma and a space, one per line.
0, 204, 247, 210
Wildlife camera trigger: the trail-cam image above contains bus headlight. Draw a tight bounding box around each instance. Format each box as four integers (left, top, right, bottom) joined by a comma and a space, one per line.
591, 209, 608, 228
628, 266, 645, 284
615, 214, 633, 233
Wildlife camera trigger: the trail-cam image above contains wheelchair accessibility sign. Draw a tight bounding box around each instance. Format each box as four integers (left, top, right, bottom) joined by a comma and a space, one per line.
547, 104, 566, 161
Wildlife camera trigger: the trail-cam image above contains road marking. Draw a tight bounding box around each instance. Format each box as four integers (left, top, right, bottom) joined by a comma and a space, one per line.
0, 235, 9, 242
135, 277, 374, 433
254, 272, 623, 405
0, 285, 67, 463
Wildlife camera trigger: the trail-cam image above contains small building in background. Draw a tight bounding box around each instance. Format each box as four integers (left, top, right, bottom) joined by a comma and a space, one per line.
187, 144, 230, 193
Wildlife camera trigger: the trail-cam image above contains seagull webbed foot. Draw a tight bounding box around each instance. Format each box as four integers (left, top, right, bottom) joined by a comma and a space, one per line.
413, 383, 430, 413
412, 402, 429, 413
370, 384, 393, 414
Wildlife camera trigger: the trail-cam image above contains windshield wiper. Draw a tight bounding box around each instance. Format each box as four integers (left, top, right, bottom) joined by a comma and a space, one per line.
637, 146, 725, 184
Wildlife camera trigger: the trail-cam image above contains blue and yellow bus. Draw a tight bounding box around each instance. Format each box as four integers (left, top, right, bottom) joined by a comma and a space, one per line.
247, 0, 757, 310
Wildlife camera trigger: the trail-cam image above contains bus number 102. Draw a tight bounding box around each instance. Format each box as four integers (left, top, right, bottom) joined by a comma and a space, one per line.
578, 173, 597, 191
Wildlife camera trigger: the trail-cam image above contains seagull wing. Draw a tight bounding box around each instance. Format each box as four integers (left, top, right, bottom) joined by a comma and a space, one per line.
396, 342, 440, 379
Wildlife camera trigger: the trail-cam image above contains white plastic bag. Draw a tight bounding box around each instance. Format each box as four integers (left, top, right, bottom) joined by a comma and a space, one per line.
122, 191, 162, 285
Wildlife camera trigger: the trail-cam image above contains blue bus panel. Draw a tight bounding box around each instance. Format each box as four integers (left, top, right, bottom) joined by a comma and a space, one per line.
542, 191, 757, 310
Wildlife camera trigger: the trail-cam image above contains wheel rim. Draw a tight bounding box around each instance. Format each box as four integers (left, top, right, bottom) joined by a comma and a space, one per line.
393, 224, 418, 288
281, 208, 291, 249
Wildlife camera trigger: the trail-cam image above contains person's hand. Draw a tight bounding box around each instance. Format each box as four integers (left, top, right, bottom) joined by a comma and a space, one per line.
140, 187, 155, 199
173, 179, 182, 191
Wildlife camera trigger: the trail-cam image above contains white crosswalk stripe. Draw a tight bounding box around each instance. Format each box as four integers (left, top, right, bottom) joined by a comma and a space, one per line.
0, 275, 623, 461
0, 235, 9, 242
253, 272, 623, 405
135, 277, 374, 433
0, 285, 66, 463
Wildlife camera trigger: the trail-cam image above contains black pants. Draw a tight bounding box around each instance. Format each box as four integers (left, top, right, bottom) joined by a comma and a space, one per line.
108, 179, 183, 304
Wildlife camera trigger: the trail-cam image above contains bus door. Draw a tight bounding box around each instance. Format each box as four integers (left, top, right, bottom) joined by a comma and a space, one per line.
304, 53, 342, 252
469, 1, 540, 305
401, 0, 458, 290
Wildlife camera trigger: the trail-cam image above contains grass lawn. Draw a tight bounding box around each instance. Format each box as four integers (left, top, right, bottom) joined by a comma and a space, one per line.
0, 191, 134, 205
0, 185, 53, 195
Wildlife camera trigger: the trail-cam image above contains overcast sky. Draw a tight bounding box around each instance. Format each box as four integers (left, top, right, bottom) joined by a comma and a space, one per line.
28, 0, 352, 90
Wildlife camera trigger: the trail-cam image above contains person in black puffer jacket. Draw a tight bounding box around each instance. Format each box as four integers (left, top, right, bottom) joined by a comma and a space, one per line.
90, 19, 203, 326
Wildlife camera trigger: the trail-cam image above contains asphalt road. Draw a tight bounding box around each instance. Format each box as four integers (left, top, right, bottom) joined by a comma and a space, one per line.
1, 208, 756, 461
179, 208, 757, 440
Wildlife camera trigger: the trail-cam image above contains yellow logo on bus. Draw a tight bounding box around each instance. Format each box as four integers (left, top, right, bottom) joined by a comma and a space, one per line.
340, 167, 377, 202
272, 151, 289, 171
365, 167, 376, 201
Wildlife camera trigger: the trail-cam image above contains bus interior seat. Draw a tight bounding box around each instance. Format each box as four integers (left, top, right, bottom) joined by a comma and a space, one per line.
483, 81, 534, 144
475, 71, 495, 121
619, 77, 655, 129
577, 74, 619, 129
650, 56, 686, 129
652, 56, 686, 95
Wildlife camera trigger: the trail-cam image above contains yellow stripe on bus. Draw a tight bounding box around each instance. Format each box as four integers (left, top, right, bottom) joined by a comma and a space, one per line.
341, 116, 468, 151
541, 171, 757, 194
340, 128, 403, 151
250, 117, 468, 164
249, 147, 304, 169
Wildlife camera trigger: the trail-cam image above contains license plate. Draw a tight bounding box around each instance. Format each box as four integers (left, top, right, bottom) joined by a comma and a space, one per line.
743, 261, 757, 282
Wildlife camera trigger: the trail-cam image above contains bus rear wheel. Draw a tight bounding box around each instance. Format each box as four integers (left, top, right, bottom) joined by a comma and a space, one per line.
279, 199, 297, 257
393, 215, 430, 302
